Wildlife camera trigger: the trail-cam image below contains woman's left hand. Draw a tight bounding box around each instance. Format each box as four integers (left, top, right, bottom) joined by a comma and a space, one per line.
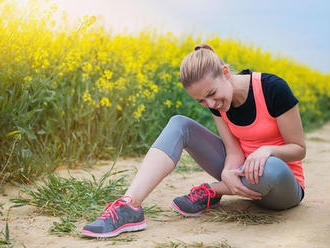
241, 146, 272, 184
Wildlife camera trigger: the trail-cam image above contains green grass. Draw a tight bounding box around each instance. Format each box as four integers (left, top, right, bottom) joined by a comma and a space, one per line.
0, 222, 11, 247
9, 158, 167, 236
174, 152, 202, 174
154, 240, 232, 248
0, 206, 13, 248
305, 136, 329, 142
10, 158, 129, 235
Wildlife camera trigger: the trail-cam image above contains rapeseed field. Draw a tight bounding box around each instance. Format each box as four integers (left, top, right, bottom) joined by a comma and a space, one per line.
1, 0, 330, 183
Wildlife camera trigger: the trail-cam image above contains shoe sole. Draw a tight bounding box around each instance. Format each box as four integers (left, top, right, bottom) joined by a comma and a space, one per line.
80, 220, 146, 238
171, 200, 220, 217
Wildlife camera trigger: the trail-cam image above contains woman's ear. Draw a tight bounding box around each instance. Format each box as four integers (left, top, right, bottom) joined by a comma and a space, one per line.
222, 65, 231, 80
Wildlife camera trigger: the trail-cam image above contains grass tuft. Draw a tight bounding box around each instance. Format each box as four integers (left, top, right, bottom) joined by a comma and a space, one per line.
205, 207, 279, 225
49, 217, 77, 235
9, 158, 168, 236
10, 159, 129, 235
175, 152, 202, 174
0, 208, 12, 247
105, 235, 137, 245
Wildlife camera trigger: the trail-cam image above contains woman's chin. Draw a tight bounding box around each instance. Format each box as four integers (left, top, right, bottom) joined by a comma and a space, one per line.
218, 103, 230, 113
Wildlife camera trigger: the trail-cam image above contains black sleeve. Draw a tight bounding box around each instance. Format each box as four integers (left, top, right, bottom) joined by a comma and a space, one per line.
262, 73, 299, 118
208, 108, 221, 117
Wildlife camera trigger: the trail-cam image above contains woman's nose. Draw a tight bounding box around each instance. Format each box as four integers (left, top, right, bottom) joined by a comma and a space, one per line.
205, 98, 216, 108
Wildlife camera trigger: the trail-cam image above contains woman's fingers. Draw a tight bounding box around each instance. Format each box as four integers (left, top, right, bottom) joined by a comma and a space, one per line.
254, 160, 260, 184
244, 158, 267, 185
237, 185, 262, 200
232, 170, 262, 199
259, 158, 266, 177
245, 159, 256, 184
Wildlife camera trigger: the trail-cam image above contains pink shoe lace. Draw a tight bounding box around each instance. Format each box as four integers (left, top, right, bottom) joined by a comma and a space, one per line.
186, 184, 217, 209
97, 196, 133, 224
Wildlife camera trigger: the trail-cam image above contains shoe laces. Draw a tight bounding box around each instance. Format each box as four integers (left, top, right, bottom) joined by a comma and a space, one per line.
98, 196, 133, 224
186, 184, 217, 209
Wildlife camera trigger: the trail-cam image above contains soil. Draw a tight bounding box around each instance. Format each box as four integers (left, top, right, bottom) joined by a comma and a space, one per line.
1, 123, 330, 248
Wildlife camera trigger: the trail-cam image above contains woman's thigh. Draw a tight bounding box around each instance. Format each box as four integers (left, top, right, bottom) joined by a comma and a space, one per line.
151, 115, 226, 181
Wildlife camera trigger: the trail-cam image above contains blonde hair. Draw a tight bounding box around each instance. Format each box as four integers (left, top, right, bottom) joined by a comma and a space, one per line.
180, 43, 225, 88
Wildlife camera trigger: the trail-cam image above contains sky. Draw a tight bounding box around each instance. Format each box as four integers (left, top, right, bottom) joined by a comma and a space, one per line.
55, 0, 330, 73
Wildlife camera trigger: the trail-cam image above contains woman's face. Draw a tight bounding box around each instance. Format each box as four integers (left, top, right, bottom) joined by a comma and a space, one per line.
185, 74, 233, 112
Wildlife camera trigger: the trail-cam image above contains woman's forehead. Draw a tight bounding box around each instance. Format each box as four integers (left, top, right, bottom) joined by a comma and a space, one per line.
186, 77, 219, 99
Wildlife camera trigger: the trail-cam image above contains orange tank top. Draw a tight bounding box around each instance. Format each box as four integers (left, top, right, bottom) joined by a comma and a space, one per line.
220, 72, 305, 189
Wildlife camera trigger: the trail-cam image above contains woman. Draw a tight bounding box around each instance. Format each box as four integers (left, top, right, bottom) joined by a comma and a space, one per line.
81, 44, 306, 238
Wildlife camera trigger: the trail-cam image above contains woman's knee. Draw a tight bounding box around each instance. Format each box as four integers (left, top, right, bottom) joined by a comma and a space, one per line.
168, 115, 193, 130
261, 156, 293, 184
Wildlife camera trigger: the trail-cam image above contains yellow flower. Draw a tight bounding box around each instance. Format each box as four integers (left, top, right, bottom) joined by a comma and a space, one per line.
104, 70, 113, 80
164, 100, 172, 108
97, 97, 111, 108
24, 76, 32, 82
134, 104, 145, 119
51, 81, 57, 88
82, 90, 96, 106
149, 84, 159, 93
176, 83, 183, 88
143, 89, 151, 98
176, 100, 182, 108
116, 104, 122, 111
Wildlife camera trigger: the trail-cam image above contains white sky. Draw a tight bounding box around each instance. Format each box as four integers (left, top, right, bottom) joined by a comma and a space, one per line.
50, 0, 330, 73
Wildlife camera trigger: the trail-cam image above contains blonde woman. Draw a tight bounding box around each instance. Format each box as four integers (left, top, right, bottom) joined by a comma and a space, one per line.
81, 44, 306, 238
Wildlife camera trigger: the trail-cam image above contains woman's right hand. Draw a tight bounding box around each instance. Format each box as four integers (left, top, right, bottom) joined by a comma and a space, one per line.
221, 169, 262, 200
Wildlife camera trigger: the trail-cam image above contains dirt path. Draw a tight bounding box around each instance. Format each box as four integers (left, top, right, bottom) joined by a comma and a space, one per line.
1, 123, 330, 248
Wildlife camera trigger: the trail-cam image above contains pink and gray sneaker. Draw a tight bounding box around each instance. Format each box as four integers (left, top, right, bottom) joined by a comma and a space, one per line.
81, 196, 146, 238
171, 183, 221, 216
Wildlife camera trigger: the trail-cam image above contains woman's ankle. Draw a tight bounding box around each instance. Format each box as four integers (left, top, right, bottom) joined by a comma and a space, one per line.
123, 194, 142, 208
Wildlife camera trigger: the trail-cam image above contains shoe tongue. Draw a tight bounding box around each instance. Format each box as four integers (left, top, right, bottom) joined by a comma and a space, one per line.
116, 196, 132, 206
200, 183, 211, 189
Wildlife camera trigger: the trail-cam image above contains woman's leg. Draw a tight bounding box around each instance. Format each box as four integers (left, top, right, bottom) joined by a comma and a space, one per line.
82, 115, 228, 237
126, 115, 303, 211
125, 115, 227, 207
125, 148, 176, 207
241, 156, 303, 210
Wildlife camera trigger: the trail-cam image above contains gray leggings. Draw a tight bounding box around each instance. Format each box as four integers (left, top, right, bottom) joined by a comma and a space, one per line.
151, 115, 304, 210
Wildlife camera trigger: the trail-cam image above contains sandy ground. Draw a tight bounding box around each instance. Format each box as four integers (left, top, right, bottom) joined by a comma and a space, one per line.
1, 123, 330, 248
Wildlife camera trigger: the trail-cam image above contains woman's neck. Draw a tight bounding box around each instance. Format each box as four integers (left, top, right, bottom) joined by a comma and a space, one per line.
230, 74, 251, 108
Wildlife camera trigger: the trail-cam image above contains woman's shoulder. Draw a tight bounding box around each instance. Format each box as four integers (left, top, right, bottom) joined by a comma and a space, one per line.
260, 72, 299, 117
261, 72, 289, 88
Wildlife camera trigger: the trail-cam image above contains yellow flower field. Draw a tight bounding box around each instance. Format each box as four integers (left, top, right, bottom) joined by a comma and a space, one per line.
1, 0, 330, 183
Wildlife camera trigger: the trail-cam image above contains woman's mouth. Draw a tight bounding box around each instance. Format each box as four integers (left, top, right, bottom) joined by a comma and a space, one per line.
216, 102, 223, 109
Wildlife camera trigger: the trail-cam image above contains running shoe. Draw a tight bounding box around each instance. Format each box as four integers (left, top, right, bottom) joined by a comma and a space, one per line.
81, 196, 146, 238
171, 183, 221, 216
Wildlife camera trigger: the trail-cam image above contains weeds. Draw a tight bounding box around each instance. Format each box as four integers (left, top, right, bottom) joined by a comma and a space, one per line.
49, 217, 77, 235
155, 240, 232, 248
9, 158, 166, 236
0, 223, 10, 247
105, 235, 137, 245
205, 207, 279, 225
0, 207, 12, 247
144, 204, 167, 216
10, 158, 129, 235
175, 152, 202, 174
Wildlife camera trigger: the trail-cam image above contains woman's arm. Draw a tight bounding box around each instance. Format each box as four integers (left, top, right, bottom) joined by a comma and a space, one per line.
270, 105, 306, 161
212, 115, 262, 199
212, 115, 245, 169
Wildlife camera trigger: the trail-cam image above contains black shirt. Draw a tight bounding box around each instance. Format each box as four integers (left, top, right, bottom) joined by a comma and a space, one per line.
209, 69, 299, 126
